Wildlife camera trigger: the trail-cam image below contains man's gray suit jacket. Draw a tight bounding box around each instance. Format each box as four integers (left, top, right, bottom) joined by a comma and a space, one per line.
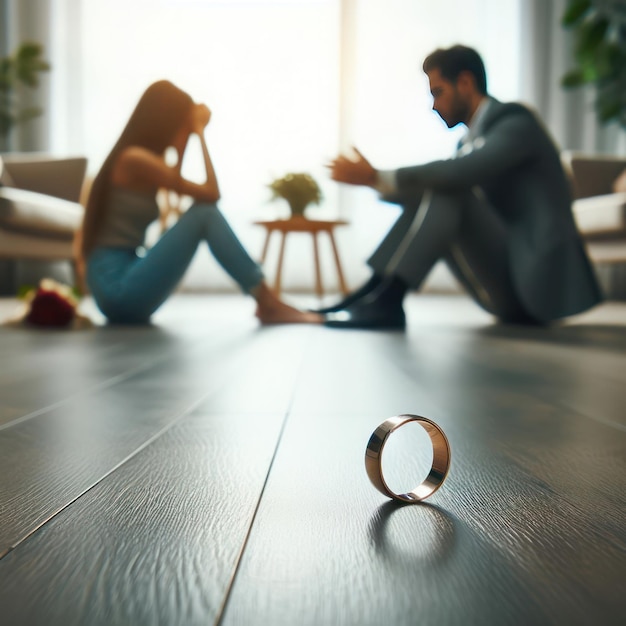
391, 97, 602, 322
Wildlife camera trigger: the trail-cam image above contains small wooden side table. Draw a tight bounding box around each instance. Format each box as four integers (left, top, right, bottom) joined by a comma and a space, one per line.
254, 217, 349, 297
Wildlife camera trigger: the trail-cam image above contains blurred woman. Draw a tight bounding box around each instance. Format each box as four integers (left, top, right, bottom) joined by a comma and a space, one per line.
77, 80, 320, 325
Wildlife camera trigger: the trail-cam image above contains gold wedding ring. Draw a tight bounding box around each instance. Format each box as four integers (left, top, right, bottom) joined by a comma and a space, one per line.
365, 414, 451, 503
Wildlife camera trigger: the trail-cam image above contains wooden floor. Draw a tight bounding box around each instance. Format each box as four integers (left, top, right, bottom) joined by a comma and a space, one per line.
0, 293, 624, 626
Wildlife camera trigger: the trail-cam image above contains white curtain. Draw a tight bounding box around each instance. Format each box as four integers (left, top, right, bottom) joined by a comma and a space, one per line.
1, 0, 53, 152
519, 0, 626, 157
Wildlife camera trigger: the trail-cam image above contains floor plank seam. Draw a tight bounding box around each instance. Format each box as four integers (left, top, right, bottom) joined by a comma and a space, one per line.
213, 406, 292, 626
396, 333, 626, 433
533, 389, 626, 432
213, 331, 316, 626
0, 361, 167, 433
0, 322, 238, 433
0, 380, 227, 562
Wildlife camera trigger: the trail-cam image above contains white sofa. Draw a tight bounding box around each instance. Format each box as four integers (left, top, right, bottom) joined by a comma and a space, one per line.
0, 154, 87, 293
564, 153, 626, 299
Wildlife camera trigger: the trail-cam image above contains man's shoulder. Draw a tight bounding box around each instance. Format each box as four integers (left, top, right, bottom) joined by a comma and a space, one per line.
484, 98, 537, 127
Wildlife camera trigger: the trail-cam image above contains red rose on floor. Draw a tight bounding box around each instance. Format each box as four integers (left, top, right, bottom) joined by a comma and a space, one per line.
25, 283, 77, 327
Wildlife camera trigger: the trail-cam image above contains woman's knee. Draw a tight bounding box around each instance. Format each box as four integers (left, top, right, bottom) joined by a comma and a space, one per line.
91, 290, 152, 324
189, 201, 220, 217
184, 201, 226, 231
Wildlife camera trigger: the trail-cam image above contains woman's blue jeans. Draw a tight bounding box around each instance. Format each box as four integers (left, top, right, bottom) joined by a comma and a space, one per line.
87, 202, 264, 323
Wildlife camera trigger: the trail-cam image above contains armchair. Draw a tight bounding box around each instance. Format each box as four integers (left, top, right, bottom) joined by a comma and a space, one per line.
0, 154, 87, 294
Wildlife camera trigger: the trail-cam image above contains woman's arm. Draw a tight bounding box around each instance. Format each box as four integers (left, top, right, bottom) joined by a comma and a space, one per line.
111, 104, 220, 202
112, 147, 220, 202
193, 104, 221, 202
197, 133, 220, 202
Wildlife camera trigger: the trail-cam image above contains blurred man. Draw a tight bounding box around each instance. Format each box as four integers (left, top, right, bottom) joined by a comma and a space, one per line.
321, 45, 601, 329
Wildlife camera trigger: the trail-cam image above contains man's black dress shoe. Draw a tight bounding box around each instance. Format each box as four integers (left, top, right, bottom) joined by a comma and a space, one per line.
309, 275, 384, 314
310, 295, 362, 315
324, 301, 406, 329
308, 297, 358, 315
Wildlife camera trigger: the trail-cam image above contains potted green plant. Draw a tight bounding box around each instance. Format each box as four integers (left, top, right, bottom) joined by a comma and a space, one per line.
268, 172, 323, 218
0, 42, 51, 151
561, 0, 626, 128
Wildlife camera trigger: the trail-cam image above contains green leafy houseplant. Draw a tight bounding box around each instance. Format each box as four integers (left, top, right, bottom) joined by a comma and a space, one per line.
268, 172, 323, 217
561, 0, 626, 128
0, 42, 51, 146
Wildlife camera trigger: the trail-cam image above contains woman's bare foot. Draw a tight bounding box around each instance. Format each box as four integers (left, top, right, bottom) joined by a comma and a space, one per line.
253, 283, 322, 325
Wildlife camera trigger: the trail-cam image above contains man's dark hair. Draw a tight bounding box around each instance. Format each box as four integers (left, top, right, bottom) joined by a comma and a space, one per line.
422, 45, 487, 95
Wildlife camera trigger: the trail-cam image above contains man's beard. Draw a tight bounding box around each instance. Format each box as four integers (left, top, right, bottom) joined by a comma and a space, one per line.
442, 94, 471, 128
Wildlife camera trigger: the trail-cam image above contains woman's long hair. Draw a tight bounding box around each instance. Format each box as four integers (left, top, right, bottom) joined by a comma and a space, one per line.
80, 80, 194, 257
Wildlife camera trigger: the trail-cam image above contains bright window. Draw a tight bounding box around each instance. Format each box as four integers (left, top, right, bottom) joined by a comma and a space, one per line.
50, 0, 521, 291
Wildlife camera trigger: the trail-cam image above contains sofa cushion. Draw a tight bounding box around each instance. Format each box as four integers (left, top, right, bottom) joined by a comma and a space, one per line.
0, 186, 84, 239
615, 169, 626, 193
0, 156, 15, 187
573, 192, 626, 239
568, 155, 626, 199
1, 155, 86, 202
0, 228, 75, 260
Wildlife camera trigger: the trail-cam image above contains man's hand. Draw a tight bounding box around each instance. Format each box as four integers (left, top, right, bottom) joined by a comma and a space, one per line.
326, 147, 378, 187
192, 103, 211, 134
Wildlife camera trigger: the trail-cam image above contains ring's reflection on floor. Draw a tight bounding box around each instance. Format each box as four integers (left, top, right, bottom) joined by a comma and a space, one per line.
368, 500, 457, 566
